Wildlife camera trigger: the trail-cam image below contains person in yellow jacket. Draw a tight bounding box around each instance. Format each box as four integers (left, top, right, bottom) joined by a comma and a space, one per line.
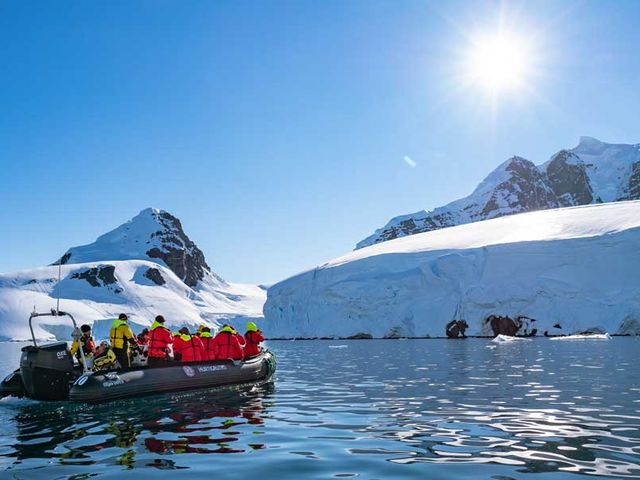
70, 324, 96, 366
93, 341, 118, 371
196, 324, 206, 337
109, 313, 137, 369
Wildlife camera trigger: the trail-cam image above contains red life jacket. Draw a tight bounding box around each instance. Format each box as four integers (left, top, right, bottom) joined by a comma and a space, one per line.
148, 322, 173, 359
76, 335, 96, 360
199, 333, 217, 361
243, 330, 264, 358
212, 331, 244, 360
173, 334, 204, 362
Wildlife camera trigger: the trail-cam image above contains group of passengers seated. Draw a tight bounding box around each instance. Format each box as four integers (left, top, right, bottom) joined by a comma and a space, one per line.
70, 313, 265, 372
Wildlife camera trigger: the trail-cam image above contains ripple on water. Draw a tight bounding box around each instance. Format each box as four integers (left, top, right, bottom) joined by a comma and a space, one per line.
0, 338, 637, 479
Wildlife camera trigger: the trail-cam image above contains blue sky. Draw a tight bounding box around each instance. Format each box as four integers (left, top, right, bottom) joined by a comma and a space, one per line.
1, 0, 639, 284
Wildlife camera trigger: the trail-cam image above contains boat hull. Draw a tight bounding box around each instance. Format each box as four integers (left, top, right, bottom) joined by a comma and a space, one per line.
68, 351, 276, 403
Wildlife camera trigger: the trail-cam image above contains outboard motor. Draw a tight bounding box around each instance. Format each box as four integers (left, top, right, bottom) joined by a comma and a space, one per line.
20, 342, 75, 400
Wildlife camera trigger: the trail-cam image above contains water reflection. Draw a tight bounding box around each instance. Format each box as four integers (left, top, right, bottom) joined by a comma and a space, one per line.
0, 339, 638, 479
1, 383, 273, 475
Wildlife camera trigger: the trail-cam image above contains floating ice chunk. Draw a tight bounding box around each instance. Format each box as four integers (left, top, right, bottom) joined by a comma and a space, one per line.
491, 334, 531, 343
549, 333, 611, 341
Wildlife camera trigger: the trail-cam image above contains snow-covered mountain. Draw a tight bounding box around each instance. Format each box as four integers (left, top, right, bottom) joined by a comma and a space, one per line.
0, 208, 265, 341
357, 137, 640, 249
264, 201, 640, 338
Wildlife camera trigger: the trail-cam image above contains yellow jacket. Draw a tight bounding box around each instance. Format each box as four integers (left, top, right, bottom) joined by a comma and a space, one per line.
109, 319, 135, 349
70, 339, 81, 357
93, 349, 117, 371
70, 335, 95, 363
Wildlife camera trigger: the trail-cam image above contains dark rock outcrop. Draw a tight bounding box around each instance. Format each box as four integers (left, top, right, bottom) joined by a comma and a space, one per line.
485, 315, 521, 337
485, 315, 538, 337
629, 162, 640, 200
56, 252, 71, 265
143, 267, 166, 286
480, 157, 559, 218
445, 319, 468, 338
384, 326, 404, 339
370, 211, 457, 245
71, 265, 119, 290
347, 332, 373, 339
145, 211, 210, 287
546, 150, 595, 206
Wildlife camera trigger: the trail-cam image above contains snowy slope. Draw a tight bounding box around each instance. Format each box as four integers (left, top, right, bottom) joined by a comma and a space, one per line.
571, 137, 640, 202
358, 137, 640, 249
0, 209, 265, 341
264, 201, 640, 339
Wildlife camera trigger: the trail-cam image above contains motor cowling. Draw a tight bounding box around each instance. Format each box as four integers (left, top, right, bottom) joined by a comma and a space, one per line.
20, 342, 75, 400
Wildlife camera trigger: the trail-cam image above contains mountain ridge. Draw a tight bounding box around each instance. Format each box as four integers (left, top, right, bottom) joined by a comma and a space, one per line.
0, 208, 265, 341
357, 137, 640, 249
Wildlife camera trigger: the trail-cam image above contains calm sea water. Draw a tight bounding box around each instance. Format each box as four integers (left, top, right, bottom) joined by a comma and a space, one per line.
0, 338, 638, 479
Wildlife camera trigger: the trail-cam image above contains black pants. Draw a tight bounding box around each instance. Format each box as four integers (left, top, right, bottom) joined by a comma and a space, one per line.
113, 347, 130, 369
148, 356, 170, 368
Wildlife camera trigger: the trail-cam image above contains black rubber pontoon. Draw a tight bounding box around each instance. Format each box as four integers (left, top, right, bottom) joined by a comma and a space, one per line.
70, 352, 276, 403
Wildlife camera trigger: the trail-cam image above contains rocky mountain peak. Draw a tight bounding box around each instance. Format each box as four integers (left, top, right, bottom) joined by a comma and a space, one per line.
489, 155, 532, 175
144, 209, 212, 288
54, 208, 216, 288
546, 150, 595, 206
503, 156, 539, 177
479, 155, 557, 218
549, 149, 579, 162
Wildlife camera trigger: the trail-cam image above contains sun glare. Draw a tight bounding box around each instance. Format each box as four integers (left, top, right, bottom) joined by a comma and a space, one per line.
467, 33, 532, 92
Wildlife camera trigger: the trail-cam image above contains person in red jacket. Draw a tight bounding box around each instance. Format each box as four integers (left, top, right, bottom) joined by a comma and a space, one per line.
199, 326, 217, 361
212, 325, 244, 360
173, 327, 205, 363
229, 325, 246, 350
137, 328, 150, 346
233, 326, 246, 349
243, 322, 264, 358
148, 315, 173, 368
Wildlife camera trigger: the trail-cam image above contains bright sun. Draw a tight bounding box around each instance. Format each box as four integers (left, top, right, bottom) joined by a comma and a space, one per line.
467, 33, 532, 92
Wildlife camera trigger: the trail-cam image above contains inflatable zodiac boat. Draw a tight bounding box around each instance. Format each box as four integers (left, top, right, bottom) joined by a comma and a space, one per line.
0, 310, 276, 404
